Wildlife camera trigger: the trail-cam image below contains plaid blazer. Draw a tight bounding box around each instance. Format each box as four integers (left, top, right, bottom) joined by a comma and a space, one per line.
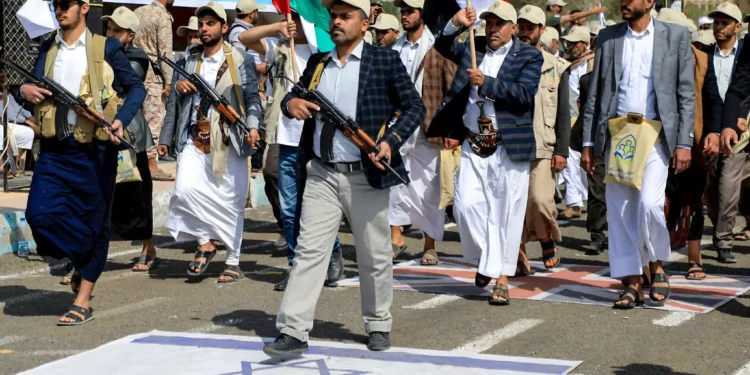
427, 33, 543, 162
281, 42, 426, 190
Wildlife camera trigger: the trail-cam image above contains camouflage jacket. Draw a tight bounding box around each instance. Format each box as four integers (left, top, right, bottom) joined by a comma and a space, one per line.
133, 0, 174, 85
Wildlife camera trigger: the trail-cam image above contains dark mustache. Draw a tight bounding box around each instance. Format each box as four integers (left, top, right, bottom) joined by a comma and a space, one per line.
331, 26, 344, 33
620, 6, 631, 12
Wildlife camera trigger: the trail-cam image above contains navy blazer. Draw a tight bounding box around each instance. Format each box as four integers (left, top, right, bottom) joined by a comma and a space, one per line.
16, 33, 146, 129
701, 40, 743, 133
428, 31, 543, 162
281, 42, 425, 190
715, 37, 749, 131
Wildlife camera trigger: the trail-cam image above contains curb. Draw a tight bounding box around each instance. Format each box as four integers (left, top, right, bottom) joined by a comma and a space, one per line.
0, 175, 270, 257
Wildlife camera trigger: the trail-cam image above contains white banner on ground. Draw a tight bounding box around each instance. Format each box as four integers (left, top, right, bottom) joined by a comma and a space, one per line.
455, 0, 493, 24
20, 330, 582, 375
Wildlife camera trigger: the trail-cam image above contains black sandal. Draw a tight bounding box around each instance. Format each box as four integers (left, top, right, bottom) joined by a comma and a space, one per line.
217, 265, 244, 284
391, 243, 408, 260
514, 260, 536, 277
57, 305, 94, 326
187, 248, 217, 276
475, 272, 492, 288
541, 240, 560, 269
686, 263, 706, 281
489, 283, 510, 306
132, 255, 159, 273
621, 274, 651, 289
613, 287, 643, 310
649, 272, 671, 306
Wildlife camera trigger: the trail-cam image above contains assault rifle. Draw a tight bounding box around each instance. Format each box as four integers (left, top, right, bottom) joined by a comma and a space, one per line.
276, 74, 408, 185
3, 59, 136, 150
158, 54, 251, 136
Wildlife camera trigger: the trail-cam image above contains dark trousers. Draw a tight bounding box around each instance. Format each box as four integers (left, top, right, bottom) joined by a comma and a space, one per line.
586, 157, 607, 242
262, 143, 283, 229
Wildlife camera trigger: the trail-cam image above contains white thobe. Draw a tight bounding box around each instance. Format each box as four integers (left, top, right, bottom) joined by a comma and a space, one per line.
165, 49, 248, 266
446, 22, 529, 276
388, 30, 443, 240
606, 19, 671, 278
562, 59, 589, 207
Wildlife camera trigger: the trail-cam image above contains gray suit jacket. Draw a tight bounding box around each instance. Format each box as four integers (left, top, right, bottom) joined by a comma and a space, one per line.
582, 19, 695, 156
160, 42, 262, 157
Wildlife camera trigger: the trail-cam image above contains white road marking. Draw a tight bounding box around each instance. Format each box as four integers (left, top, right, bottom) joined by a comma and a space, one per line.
240, 241, 274, 252
0, 336, 24, 346
652, 311, 696, 327
97, 297, 170, 319
243, 266, 286, 276
189, 318, 244, 334
403, 295, 463, 310
0, 240, 179, 282
452, 319, 544, 353
733, 361, 750, 375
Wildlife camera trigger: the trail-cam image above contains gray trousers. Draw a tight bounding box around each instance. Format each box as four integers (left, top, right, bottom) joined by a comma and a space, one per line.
707, 151, 750, 250
276, 159, 393, 342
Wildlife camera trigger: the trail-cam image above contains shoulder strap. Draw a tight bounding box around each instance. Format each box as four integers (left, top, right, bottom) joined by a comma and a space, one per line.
224, 43, 245, 116
309, 55, 332, 91
89, 32, 107, 107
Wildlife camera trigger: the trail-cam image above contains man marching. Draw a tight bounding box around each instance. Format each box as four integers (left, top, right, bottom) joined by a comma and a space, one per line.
17, 0, 146, 325
159, 2, 262, 283
264, 0, 424, 354
515, 5, 571, 274
430, 1, 543, 305
581, 0, 694, 308
389, 0, 444, 266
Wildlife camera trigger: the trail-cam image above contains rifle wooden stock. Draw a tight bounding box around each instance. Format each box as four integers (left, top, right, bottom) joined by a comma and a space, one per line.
225, 105, 242, 123
343, 129, 367, 149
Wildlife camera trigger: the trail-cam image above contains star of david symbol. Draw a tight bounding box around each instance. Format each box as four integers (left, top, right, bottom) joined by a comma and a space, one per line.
219, 359, 372, 375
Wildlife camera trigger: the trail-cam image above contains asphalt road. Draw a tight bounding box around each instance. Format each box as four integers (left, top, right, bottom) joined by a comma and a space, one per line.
0, 205, 748, 375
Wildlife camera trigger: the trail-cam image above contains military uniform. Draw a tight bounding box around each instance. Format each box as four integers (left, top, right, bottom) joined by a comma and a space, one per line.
133, 0, 174, 160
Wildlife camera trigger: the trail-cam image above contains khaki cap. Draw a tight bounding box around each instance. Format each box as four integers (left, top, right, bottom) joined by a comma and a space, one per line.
101, 6, 140, 33
480, 1, 517, 24
540, 27, 559, 47
657, 8, 690, 28
321, 0, 371, 18
517, 5, 546, 26
709, 2, 742, 23
394, 0, 424, 8
236, 0, 259, 14
196, 1, 228, 23
546, 0, 567, 7
650, 8, 658, 18
590, 24, 604, 36
692, 29, 716, 45
370, 13, 400, 31
177, 16, 200, 37
562, 25, 591, 43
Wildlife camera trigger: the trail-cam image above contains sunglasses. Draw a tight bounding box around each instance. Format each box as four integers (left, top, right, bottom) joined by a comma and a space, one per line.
49, 0, 83, 12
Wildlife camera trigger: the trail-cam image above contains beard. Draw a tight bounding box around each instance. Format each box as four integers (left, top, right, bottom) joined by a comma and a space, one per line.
403, 19, 423, 33
58, 9, 82, 30
519, 34, 540, 46
331, 26, 351, 45
621, 6, 647, 21
202, 33, 222, 47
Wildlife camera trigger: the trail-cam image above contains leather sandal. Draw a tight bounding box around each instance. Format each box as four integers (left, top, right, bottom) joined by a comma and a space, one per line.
57, 305, 94, 326
475, 272, 492, 288
686, 263, 706, 281
541, 240, 560, 269
514, 260, 536, 277
649, 272, 671, 306
420, 249, 439, 266
613, 287, 643, 310
488, 283, 510, 306
187, 248, 217, 276
217, 265, 244, 284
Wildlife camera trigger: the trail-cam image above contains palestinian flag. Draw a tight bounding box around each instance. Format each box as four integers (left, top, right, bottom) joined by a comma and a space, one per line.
273, 0, 335, 53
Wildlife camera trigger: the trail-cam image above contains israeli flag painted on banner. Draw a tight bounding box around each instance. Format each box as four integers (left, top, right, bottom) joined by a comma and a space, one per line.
455, 0, 494, 25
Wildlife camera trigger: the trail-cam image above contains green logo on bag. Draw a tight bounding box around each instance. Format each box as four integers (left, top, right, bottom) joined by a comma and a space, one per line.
615, 135, 636, 164
117, 152, 124, 167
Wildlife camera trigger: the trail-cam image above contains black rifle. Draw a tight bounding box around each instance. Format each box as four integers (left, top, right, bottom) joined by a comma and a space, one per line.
158, 54, 251, 136
276, 74, 408, 185
3, 59, 136, 150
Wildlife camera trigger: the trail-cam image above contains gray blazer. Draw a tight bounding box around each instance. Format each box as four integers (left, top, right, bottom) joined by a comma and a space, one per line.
160, 42, 262, 157
582, 19, 695, 156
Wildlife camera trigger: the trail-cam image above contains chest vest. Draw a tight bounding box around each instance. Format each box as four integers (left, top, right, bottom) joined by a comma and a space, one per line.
34, 30, 121, 144
533, 50, 571, 158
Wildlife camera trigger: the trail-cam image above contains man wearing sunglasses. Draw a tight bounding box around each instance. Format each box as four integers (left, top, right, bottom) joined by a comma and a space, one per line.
17, 0, 146, 326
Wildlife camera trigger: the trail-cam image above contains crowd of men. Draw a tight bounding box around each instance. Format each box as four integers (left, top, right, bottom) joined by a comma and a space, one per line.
4, 0, 749, 355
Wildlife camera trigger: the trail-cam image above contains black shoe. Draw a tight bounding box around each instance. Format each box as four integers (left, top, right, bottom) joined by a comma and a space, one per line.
159, 154, 176, 162
326, 246, 344, 286
717, 249, 737, 263
263, 334, 309, 355
367, 331, 391, 351
274, 273, 289, 291
586, 238, 607, 256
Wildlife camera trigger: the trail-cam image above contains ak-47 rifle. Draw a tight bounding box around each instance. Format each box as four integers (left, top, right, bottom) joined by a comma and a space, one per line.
276, 74, 408, 185
158, 54, 252, 136
3, 59, 136, 150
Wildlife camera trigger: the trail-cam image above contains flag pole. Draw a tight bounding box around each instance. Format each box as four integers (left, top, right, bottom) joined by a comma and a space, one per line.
288, 12, 299, 82
466, 0, 477, 69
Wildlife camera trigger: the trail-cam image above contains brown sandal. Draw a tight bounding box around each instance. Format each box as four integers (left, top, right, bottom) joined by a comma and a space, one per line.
489, 283, 510, 306
420, 249, 439, 266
